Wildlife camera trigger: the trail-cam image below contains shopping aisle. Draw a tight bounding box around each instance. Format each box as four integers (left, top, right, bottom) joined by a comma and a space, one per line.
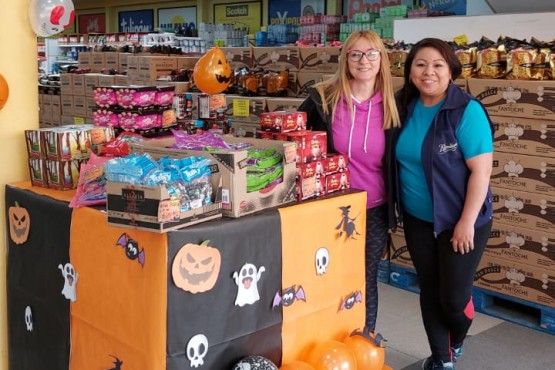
377, 283, 555, 369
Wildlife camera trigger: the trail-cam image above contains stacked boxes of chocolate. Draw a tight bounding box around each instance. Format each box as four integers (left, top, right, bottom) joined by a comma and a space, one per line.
24, 125, 114, 190
91, 84, 177, 137
257, 110, 350, 201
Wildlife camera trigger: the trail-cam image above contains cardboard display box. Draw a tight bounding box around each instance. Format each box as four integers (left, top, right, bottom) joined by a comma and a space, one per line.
130, 136, 297, 217
220, 47, 253, 70
224, 95, 267, 124
474, 254, 555, 309
296, 72, 328, 98
252, 46, 300, 72
266, 97, 305, 113
106, 174, 223, 233
468, 78, 555, 121
491, 115, 555, 158
389, 228, 414, 270
492, 151, 555, 196
492, 186, 555, 233
487, 223, 555, 271
298, 47, 340, 73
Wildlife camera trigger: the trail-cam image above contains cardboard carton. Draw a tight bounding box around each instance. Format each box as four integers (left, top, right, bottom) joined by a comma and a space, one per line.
252, 46, 300, 72
130, 136, 297, 217
468, 78, 555, 120
487, 223, 555, 271
106, 174, 223, 233
298, 47, 340, 73
492, 151, 555, 196
491, 115, 555, 158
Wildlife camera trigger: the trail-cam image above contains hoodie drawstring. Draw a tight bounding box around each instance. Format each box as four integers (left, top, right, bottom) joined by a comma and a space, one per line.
349, 99, 372, 157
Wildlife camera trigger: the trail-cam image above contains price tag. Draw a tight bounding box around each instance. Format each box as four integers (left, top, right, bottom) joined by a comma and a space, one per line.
158, 199, 180, 222
73, 116, 85, 125
233, 99, 250, 117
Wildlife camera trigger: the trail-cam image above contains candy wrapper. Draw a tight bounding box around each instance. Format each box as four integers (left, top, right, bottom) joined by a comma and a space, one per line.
69, 153, 112, 208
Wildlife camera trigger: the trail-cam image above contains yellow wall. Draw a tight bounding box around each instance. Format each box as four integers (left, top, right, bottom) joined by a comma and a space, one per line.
0, 2, 39, 370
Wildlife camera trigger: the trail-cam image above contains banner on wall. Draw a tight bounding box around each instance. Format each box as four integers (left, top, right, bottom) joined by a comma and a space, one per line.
118, 9, 154, 32
158, 6, 197, 29
78, 13, 106, 33
421, 0, 467, 15
343, 0, 414, 19
214, 1, 262, 34
268, 0, 301, 25
301, 0, 326, 16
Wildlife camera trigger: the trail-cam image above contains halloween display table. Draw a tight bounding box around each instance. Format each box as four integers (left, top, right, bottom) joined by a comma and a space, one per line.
6, 181, 366, 370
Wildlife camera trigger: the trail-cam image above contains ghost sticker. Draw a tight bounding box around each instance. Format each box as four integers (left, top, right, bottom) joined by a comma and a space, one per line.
58, 262, 78, 302
272, 285, 306, 308
187, 334, 208, 368
232, 263, 265, 307
338, 290, 363, 312
25, 306, 33, 332
115, 233, 145, 267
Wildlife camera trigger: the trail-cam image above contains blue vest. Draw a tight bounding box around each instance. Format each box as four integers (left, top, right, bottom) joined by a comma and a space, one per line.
404, 83, 494, 236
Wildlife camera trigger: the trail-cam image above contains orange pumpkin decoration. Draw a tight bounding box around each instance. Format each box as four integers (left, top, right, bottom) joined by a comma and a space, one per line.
172, 240, 221, 293
305, 340, 357, 370
343, 327, 385, 370
193, 47, 232, 95
0, 73, 9, 109
9, 202, 30, 244
280, 360, 316, 370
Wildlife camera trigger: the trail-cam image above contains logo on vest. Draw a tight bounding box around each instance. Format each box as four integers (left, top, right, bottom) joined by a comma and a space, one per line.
438, 142, 458, 154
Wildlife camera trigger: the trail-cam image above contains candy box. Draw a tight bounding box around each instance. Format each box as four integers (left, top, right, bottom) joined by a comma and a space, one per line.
286, 130, 327, 163
118, 108, 161, 130
107, 173, 223, 233
93, 86, 118, 107
45, 159, 83, 190
154, 85, 176, 107
260, 111, 307, 133
129, 136, 297, 217
41, 126, 92, 161
326, 154, 349, 174
28, 158, 48, 188
115, 85, 157, 109
325, 169, 350, 193
93, 108, 119, 127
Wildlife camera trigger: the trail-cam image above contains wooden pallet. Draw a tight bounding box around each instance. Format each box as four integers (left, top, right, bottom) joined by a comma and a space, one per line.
472, 287, 555, 335
388, 263, 420, 293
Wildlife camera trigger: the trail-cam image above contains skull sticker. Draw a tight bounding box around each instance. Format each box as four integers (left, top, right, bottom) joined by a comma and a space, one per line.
315, 247, 330, 275
187, 334, 208, 368
25, 306, 33, 332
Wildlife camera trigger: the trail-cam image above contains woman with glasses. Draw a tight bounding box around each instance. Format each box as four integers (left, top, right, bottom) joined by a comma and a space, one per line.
298, 30, 400, 334
394, 38, 494, 370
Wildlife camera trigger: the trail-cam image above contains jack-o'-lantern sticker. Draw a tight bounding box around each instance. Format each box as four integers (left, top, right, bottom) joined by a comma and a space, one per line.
172, 240, 221, 293
9, 202, 30, 244
192, 47, 232, 95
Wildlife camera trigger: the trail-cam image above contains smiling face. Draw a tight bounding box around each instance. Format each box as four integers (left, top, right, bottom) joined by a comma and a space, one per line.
410, 46, 452, 106
347, 37, 381, 84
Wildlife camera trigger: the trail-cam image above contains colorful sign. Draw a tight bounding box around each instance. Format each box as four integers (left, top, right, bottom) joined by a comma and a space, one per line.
268, 0, 301, 25
157, 6, 197, 30
343, 0, 414, 19
421, 0, 467, 15
214, 1, 262, 34
78, 13, 106, 34
118, 9, 154, 33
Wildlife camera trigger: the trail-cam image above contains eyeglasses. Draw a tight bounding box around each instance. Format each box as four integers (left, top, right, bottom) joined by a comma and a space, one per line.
347, 49, 381, 62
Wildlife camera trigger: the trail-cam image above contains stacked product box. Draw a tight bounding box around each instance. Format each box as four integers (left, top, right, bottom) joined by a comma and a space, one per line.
468, 78, 555, 309
257, 110, 351, 201
24, 125, 114, 190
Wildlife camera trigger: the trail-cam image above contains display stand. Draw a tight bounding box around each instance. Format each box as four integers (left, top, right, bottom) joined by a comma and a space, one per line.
6, 182, 366, 370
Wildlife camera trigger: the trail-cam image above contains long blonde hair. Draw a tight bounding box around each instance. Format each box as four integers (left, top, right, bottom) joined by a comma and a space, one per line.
313, 30, 400, 129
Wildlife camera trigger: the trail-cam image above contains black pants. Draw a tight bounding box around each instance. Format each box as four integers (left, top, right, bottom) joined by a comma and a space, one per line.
365, 203, 389, 332
403, 212, 492, 363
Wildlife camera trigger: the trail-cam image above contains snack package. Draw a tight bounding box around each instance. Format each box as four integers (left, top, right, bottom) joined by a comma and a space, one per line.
69, 153, 111, 208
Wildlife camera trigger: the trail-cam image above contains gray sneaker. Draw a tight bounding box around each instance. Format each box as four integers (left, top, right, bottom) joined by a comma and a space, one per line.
422, 357, 455, 370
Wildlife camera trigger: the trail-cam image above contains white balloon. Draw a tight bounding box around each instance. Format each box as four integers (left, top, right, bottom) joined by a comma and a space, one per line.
29, 0, 75, 37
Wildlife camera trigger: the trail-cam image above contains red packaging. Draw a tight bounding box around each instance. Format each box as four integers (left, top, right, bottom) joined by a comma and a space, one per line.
286, 130, 327, 163
260, 111, 285, 132
325, 169, 350, 193
296, 161, 317, 180
326, 154, 349, 174
282, 111, 307, 132
296, 175, 316, 201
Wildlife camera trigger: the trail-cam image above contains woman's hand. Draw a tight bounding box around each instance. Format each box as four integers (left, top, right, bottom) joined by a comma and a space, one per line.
450, 219, 474, 254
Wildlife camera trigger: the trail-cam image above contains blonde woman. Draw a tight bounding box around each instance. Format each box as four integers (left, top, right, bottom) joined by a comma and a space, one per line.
298, 30, 401, 333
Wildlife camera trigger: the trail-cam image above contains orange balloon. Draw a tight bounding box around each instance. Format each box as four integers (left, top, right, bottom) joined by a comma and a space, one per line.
343, 329, 385, 370
192, 46, 232, 95
280, 361, 316, 370
0, 73, 9, 109
305, 340, 357, 370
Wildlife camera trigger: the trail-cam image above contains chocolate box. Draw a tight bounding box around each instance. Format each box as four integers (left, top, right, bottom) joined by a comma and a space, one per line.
492, 151, 555, 196
491, 115, 555, 158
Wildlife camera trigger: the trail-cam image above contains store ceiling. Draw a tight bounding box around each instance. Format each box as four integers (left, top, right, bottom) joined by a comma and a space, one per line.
486, 0, 555, 13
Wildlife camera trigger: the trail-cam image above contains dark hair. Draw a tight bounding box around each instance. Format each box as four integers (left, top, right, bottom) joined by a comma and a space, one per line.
397, 38, 462, 117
